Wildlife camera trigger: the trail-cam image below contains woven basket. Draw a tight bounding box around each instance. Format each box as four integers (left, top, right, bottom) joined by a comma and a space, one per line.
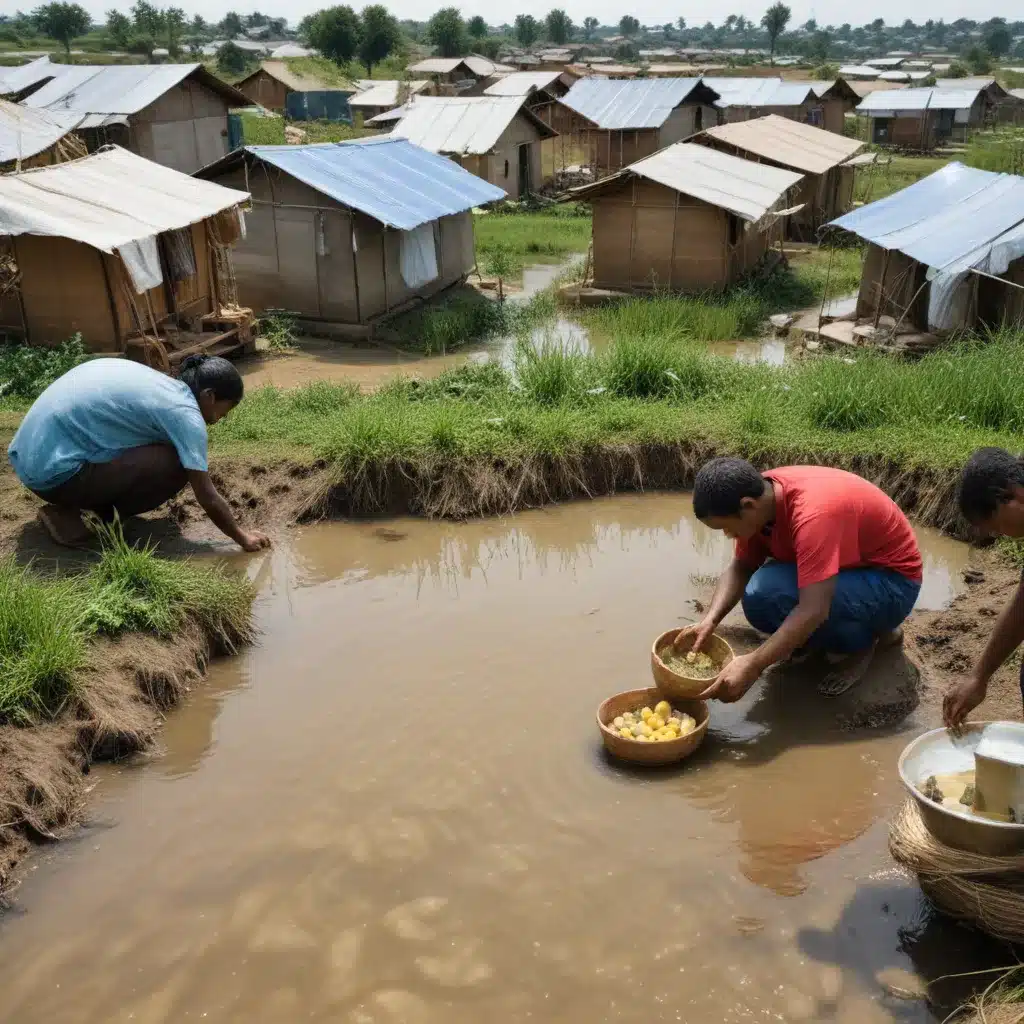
651, 629, 735, 701
596, 687, 708, 766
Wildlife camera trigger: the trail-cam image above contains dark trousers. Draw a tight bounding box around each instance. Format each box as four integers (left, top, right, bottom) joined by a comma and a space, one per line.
34, 444, 188, 518
742, 561, 922, 654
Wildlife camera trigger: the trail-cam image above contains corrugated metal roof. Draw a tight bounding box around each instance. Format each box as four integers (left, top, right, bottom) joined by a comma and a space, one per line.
699, 114, 864, 175
0, 99, 82, 163
230, 138, 504, 230
484, 71, 563, 97
22, 63, 247, 115
0, 145, 247, 252
829, 161, 1024, 275
927, 88, 983, 110
878, 71, 911, 82
865, 57, 906, 67
407, 56, 507, 77
0, 55, 57, 97
934, 77, 995, 90
391, 95, 551, 154
1011, 89, 1024, 101
856, 87, 932, 112
610, 142, 802, 223
702, 77, 814, 108
838, 65, 882, 77
559, 77, 710, 129
348, 79, 428, 108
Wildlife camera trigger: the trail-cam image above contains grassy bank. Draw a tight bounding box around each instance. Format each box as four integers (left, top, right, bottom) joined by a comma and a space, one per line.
210, 324, 1022, 531
0, 523, 255, 892
855, 155, 948, 204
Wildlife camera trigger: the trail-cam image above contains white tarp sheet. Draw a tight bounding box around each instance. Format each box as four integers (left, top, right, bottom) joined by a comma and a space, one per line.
0, 145, 249, 258
399, 223, 438, 289
118, 235, 163, 293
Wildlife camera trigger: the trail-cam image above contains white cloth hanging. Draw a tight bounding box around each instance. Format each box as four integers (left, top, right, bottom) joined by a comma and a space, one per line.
399, 222, 438, 289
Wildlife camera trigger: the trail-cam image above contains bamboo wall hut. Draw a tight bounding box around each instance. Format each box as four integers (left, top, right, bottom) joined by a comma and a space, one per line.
934, 78, 1024, 125
692, 115, 865, 239
828, 162, 1024, 334
197, 137, 505, 326
405, 56, 514, 96
808, 78, 861, 133
702, 78, 823, 130
20, 64, 248, 173
0, 100, 86, 171
855, 87, 986, 149
0, 146, 251, 365
387, 95, 556, 196
236, 61, 354, 120
556, 77, 721, 176
565, 142, 802, 294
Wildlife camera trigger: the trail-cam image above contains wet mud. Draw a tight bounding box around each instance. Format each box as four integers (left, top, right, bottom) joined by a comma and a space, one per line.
0, 495, 1010, 1024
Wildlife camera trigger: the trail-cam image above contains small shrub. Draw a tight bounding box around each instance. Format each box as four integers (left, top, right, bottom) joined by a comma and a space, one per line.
257, 311, 299, 352
0, 335, 87, 401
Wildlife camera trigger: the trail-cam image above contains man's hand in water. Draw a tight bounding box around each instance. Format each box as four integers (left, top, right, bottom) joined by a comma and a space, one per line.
943, 677, 987, 730
698, 653, 761, 703
674, 618, 716, 653
239, 529, 272, 552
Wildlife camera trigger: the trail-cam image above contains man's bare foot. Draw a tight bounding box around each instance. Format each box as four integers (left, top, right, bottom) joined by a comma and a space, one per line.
818, 641, 878, 697
37, 505, 92, 548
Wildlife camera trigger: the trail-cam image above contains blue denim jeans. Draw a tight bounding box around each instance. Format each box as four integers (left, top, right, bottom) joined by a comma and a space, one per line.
741, 561, 922, 654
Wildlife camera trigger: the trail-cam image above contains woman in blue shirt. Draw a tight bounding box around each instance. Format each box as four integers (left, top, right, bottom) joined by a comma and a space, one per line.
8, 354, 271, 552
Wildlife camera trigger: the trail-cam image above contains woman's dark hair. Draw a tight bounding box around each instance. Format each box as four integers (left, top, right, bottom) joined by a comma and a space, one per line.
179, 354, 243, 403
693, 457, 766, 520
958, 447, 1024, 524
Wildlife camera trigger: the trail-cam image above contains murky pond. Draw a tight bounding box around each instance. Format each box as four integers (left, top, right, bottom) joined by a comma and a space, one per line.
0, 496, 996, 1023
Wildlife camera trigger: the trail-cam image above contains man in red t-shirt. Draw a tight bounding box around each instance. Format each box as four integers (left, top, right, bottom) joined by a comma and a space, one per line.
676, 458, 922, 702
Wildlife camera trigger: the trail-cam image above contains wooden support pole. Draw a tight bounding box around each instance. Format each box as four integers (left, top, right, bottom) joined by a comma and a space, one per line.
874, 249, 891, 328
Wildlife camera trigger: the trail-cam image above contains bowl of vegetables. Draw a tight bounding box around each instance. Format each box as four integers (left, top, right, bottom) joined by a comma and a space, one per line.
651, 628, 734, 701
597, 687, 709, 765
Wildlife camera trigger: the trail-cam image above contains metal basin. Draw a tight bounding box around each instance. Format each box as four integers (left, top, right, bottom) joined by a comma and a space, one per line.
898, 722, 1024, 856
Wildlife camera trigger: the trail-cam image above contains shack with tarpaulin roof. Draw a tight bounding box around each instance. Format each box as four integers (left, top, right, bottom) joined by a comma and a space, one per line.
702, 78, 824, 131
237, 62, 354, 121
0, 99, 86, 171
556, 77, 721, 175
855, 87, 987, 149
196, 137, 504, 328
19, 63, 249, 173
692, 115, 866, 239
564, 142, 802, 294
0, 146, 251, 365
827, 162, 1024, 335
385, 95, 555, 196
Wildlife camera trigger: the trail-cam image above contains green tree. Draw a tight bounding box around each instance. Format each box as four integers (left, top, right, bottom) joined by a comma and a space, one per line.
306, 5, 362, 63
220, 10, 243, 36
360, 4, 400, 74
582, 15, 598, 38
802, 17, 816, 31
964, 43, 993, 74
164, 5, 185, 55
267, 16, 286, 35
106, 7, 132, 45
760, 1, 790, 64
808, 28, 829, 62
545, 9, 572, 44
190, 13, 205, 34
467, 14, 486, 38
983, 18, 1011, 58
676, 16, 685, 30
32, 1, 90, 55
216, 39, 251, 74
619, 14, 639, 36
246, 10, 267, 25
426, 6, 465, 57
514, 13, 539, 46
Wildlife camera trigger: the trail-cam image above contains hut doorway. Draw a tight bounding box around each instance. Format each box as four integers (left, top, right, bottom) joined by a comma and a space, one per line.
518, 143, 532, 197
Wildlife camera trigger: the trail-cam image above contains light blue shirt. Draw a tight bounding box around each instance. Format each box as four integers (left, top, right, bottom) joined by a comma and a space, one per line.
8, 358, 209, 493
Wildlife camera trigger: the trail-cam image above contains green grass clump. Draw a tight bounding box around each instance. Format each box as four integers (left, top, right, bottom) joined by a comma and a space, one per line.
474, 209, 592, 278
385, 288, 510, 354
515, 337, 596, 405
0, 523, 254, 725
240, 111, 285, 145
83, 521, 255, 643
0, 335, 87, 401
963, 128, 1024, 176
0, 559, 88, 725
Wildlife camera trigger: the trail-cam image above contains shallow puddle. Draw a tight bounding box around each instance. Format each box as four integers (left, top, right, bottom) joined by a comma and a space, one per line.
0, 496, 996, 1023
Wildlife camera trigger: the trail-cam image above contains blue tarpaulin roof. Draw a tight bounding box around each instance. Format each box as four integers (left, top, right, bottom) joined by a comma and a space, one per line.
240, 137, 505, 230
559, 77, 716, 129
828, 161, 1024, 273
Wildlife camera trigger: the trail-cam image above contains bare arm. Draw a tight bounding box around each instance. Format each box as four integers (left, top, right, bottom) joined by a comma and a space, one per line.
944, 574, 1024, 727
747, 577, 836, 673
187, 470, 270, 552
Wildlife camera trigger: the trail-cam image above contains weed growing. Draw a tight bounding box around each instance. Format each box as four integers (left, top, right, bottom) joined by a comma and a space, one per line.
384, 288, 509, 354
0, 335, 87, 401
474, 209, 592, 278
257, 311, 299, 353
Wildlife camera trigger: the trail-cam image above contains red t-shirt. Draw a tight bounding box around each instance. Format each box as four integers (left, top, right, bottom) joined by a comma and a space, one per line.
734, 466, 923, 587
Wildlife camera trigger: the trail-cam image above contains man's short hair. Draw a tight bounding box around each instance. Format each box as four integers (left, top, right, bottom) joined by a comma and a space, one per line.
693, 457, 767, 520
958, 447, 1024, 523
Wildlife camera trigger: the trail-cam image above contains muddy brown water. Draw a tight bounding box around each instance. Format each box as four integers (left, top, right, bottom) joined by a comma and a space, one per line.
0, 496, 1000, 1023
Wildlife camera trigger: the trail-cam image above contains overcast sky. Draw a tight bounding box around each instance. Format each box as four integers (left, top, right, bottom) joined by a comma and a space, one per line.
76, 0, 1021, 30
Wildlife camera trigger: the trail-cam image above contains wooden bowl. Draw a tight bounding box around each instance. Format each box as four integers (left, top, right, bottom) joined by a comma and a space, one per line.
596, 687, 709, 766
651, 628, 735, 701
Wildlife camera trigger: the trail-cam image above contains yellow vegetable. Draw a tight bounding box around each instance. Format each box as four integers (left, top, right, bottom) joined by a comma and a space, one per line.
640, 707, 653, 719
640, 723, 653, 738
654, 700, 672, 720
634, 734, 649, 742
619, 728, 633, 739
649, 714, 665, 731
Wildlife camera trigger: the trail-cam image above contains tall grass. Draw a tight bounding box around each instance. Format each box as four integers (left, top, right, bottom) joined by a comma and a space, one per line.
964, 128, 1024, 176
474, 209, 592, 277
384, 288, 510, 355
0, 523, 254, 725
